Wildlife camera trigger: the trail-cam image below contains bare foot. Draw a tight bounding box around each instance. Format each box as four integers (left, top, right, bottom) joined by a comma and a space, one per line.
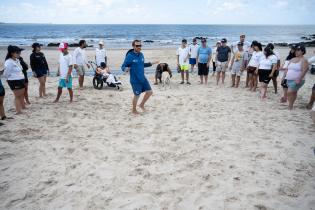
139, 105, 146, 112
280, 97, 287, 103
53, 100, 59, 103
132, 110, 140, 115
306, 103, 313, 110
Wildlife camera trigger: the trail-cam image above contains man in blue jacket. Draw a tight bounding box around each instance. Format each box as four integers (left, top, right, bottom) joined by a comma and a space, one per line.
121, 40, 159, 114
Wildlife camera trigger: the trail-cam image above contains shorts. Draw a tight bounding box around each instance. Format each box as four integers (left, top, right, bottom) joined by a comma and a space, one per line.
216, 61, 228, 72
273, 70, 279, 78
231, 65, 242, 76
247, 66, 257, 74
287, 80, 305, 91
281, 79, 288, 88
0, 85, 4, 97
180, 64, 189, 71
33, 69, 48, 78
131, 79, 152, 96
198, 63, 209, 76
189, 58, 197, 65
313, 84, 315, 91
7, 79, 25, 91
58, 76, 73, 89
76, 65, 86, 76
258, 69, 272, 84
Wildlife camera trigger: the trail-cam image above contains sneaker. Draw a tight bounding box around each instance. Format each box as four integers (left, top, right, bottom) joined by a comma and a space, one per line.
187, 81, 191, 85
180, 81, 184, 84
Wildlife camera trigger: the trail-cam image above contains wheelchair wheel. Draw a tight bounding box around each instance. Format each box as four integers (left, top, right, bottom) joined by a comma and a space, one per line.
93, 76, 103, 89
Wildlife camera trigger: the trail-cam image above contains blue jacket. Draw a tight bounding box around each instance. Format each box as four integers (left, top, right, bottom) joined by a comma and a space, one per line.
121, 51, 152, 84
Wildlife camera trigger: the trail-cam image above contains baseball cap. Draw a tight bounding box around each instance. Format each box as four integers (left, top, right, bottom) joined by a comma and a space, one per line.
182, 39, 187, 43
237, 42, 243, 46
221, 38, 227, 43
99, 41, 104, 45
7, 45, 24, 53
32, 42, 41, 49
58, 42, 68, 51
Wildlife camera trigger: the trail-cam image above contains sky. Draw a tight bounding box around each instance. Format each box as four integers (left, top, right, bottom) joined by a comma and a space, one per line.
0, 0, 315, 25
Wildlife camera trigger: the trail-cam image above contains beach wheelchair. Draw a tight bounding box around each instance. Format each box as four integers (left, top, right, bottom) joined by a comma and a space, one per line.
89, 61, 123, 90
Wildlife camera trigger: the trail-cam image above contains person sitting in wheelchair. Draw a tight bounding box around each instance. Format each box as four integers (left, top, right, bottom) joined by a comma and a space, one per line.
96, 62, 122, 86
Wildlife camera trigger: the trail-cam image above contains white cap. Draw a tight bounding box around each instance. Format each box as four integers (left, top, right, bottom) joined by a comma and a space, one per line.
99, 41, 104, 45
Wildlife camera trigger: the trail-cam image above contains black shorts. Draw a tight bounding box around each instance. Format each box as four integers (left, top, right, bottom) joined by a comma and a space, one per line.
7, 79, 25, 91
247, 66, 256, 74
258, 69, 272, 84
0, 85, 5, 97
273, 70, 279, 78
198, 63, 209, 76
22, 71, 29, 83
313, 84, 315, 91
33, 69, 47, 78
281, 79, 288, 88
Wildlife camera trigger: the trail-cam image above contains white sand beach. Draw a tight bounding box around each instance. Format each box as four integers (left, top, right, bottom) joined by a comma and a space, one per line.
0, 47, 315, 210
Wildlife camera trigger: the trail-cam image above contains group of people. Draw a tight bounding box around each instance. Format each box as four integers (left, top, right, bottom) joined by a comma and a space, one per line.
0, 35, 315, 121
0, 39, 108, 125
172, 35, 315, 111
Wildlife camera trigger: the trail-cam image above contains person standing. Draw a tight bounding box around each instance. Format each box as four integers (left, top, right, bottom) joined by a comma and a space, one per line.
212, 41, 221, 76
18, 50, 31, 104
30, 43, 49, 98
266, 43, 281, 94
189, 38, 199, 74
121, 40, 159, 115
306, 50, 315, 109
247, 41, 264, 92
177, 39, 191, 84
0, 75, 6, 124
95, 40, 107, 67
73, 40, 90, 89
231, 34, 251, 53
4, 46, 26, 114
283, 45, 309, 110
216, 38, 231, 85
229, 42, 246, 88
196, 38, 212, 85
257, 47, 278, 99
54, 43, 74, 103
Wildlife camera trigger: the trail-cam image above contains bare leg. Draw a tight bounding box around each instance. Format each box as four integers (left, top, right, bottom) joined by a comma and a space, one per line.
68, 88, 73, 102
24, 82, 31, 104
252, 74, 258, 92
0, 96, 5, 118
216, 71, 220, 85
248, 74, 253, 90
260, 83, 268, 99
281, 88, 288, 103
38, 77, 45, 97
205, 75, 208, 85
132, 95, 140, 114
222, 72, 226, 84
139, 90, 153, 111
236, 76, 240, 88
272, 77, 278, 94
43, 75, 47, 96
245, 71, 249, 88
231, 74, 236, 87
181, 71, 184, 83
186, 71, 189, 83
79, 75, 84, 89
53, 87, 62, 103
288, 90, 297, 110
200, 75, 204, 84
13, 89, 25, 114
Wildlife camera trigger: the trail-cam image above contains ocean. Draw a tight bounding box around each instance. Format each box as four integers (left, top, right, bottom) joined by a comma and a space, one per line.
0, 24, 315, 48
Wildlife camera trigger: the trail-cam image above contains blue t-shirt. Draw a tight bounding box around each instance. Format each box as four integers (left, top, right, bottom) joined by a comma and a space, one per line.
121, 51, 152, 84
198, 47, 212, 64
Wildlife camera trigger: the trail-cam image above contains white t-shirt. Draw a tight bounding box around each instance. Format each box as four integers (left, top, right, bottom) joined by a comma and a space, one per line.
3, 58, 24, 80
73, 47, 87, 66
212, 47, 217, 62
232, 41, 251, 53
248, 51, 264, 68
95, 48, 107, 66
59, 53, 73, 79
176, 47, 189, 65
274, 50, 280, 61
259, 55, 278, 70
189, 44, 199, 59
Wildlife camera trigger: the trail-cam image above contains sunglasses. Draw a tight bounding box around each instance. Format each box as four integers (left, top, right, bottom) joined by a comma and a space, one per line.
135, 45, 142, 48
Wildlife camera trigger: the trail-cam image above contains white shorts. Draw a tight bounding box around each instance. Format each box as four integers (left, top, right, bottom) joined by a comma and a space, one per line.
216, 61, 228, 72
231, 64, 242, 76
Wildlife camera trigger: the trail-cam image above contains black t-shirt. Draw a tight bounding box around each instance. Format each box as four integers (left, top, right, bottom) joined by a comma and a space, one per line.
217, 46, 231, 62
30, 52, 49, 71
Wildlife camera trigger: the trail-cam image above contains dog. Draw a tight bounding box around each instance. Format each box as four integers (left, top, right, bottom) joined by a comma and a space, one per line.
161, 71, 171, 89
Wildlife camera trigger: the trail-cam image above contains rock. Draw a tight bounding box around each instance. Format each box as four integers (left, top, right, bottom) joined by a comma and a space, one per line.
143, 40, 154, 43
47, 43, 60, 47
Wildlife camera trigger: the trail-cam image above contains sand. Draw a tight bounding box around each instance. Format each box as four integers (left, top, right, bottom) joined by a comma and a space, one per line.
0, 47, 315, 210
